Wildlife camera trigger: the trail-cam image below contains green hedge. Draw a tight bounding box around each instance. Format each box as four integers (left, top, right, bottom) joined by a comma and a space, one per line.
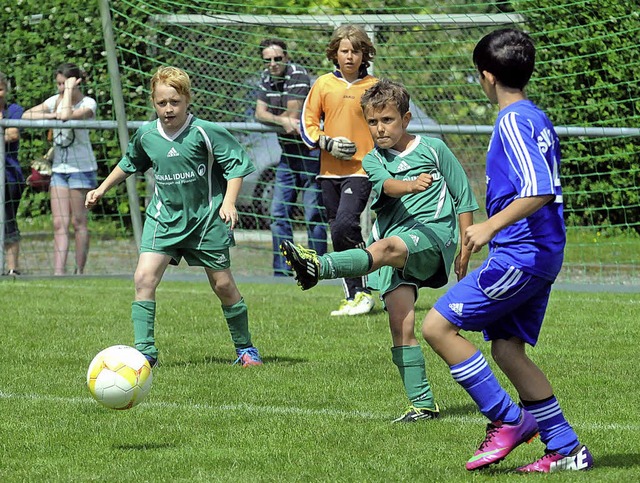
519, 0, 640, 232
2, 0, 637, 232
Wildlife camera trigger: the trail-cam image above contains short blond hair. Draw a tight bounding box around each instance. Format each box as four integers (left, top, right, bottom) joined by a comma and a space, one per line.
150, 66, 191, 103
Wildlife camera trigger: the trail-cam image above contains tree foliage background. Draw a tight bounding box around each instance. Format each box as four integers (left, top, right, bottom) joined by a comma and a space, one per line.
1, 0, 638, 232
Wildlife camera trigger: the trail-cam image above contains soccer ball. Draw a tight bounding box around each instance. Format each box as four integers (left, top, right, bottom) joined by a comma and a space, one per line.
87, 345, 153, 410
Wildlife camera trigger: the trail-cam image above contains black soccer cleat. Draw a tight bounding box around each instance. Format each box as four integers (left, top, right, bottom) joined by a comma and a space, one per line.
392, 404, 440, 423
144, 354, 158, 368
279, 240, 320, 290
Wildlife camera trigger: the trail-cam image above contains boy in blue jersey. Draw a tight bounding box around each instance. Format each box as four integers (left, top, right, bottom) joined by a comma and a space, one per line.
421, 29, 592, 472
282, 79, 478, 421
85, 66, 262, 368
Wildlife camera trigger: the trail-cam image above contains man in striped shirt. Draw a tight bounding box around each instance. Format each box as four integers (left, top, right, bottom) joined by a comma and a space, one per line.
255, 38, 326, 277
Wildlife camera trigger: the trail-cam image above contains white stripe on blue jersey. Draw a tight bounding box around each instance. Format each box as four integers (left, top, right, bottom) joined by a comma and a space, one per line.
500, 112, 538, 197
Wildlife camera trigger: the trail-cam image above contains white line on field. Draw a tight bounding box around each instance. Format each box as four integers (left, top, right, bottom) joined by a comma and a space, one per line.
1, 390, 638, 432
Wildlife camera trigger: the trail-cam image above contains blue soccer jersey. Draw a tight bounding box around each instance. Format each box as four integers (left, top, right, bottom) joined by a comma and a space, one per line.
486, 99, 565, 280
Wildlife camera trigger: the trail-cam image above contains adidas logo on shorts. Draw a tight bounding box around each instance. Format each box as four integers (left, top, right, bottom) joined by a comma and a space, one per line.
409, 234, 420, 246
167, 147, 180, 157
449, 302, 464, 316
216, 254, 228, 263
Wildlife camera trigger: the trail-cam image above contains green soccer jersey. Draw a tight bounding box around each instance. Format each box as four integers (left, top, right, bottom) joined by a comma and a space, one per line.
118, 114, 255, 250
363, 135, 478, 268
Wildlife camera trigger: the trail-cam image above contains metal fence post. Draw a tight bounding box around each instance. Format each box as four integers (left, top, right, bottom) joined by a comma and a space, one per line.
98, 0, 143, 248
0, 126, 5, 272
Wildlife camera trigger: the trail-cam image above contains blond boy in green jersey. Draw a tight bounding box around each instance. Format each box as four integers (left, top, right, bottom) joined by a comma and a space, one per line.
86, 66, 262, 367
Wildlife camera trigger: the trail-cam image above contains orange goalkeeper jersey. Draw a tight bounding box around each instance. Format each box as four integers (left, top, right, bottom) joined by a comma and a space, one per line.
300, 71, 378, 178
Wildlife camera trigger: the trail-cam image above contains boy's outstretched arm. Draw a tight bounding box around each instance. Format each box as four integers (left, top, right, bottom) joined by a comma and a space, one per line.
220, 177, 242, 230
455, 211, 474, 280
464, 195, 554, 253
85, 166, 129, 209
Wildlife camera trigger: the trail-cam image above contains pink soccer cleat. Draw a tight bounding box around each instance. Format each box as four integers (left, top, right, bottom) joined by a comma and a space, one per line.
466, 409, 539, 471
517, 444, 593, 473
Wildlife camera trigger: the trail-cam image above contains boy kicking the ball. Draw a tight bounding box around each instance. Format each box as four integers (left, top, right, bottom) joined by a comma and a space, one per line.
282, 78, 478, 421
85, 66, 262, 368
421, 28, 592, 472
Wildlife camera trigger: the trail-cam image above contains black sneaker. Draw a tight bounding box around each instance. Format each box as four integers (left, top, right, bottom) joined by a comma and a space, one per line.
279, 240, 320, 290
393, 404, 440, 423
144, 354, 158, 368
2, 269, 21, 276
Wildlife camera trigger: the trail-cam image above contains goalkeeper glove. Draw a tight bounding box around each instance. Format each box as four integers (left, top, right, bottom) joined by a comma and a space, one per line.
318, 135, 357, 160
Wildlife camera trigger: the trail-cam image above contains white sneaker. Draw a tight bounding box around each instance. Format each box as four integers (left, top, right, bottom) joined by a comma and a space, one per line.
330, 299, 355, 316
348, 292, 375, 315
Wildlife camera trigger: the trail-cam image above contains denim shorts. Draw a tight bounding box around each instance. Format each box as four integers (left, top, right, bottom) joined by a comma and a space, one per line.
51, 171, 98, 190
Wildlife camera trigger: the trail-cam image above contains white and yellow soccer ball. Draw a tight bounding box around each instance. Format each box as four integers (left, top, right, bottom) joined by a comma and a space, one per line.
87, 345, 153, 410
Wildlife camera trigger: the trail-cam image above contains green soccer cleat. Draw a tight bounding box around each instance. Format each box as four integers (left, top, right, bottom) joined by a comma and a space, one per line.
279, 240, 320, 290
393, 404, 441, 423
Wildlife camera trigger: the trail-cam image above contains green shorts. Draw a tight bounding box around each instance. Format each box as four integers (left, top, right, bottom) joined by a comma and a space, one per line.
367, 225, 448, 298
140, 245, 232, 270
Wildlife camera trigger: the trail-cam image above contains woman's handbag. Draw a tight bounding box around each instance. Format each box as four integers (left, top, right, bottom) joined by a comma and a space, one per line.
26, 146, 53, 192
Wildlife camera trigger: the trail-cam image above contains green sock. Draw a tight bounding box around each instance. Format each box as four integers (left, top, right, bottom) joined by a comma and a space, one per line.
222, 298, 252, 349
391, 345, 436, 409
132, 300, 158, 359
320, 249, 372, 279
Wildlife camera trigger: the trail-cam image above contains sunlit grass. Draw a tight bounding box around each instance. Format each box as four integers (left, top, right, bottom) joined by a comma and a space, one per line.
1, 278, 638, 481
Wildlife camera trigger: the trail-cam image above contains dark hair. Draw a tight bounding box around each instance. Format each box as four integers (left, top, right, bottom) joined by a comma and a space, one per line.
259, 38, 288, 57
360, 78, 410, 116
56, 62, 85, 81
0, 70, 10, 93
326, 25, 376, 74
472, 28, 535, 89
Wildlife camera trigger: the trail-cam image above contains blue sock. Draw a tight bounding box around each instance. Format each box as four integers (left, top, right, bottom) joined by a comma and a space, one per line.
521, 396, 579, 455
450, 350, 521, 423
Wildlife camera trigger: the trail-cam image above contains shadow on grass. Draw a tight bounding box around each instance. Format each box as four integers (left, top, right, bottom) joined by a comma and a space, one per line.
439, 403, 481, 417
114, 442, 175, 450
588, 452, 640, 469
157, 355, 308, 367
457, 450, 640, 475
203, 355, 308, 366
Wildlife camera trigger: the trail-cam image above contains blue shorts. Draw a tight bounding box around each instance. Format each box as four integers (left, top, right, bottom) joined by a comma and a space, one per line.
433, 255, 553, 346
51, 171, 97, 190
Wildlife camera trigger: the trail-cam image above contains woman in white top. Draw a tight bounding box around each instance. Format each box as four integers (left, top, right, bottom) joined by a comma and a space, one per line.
23, 63, 97, 275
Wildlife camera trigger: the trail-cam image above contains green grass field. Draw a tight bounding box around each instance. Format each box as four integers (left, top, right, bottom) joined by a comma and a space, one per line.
1, 278, 638, 482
